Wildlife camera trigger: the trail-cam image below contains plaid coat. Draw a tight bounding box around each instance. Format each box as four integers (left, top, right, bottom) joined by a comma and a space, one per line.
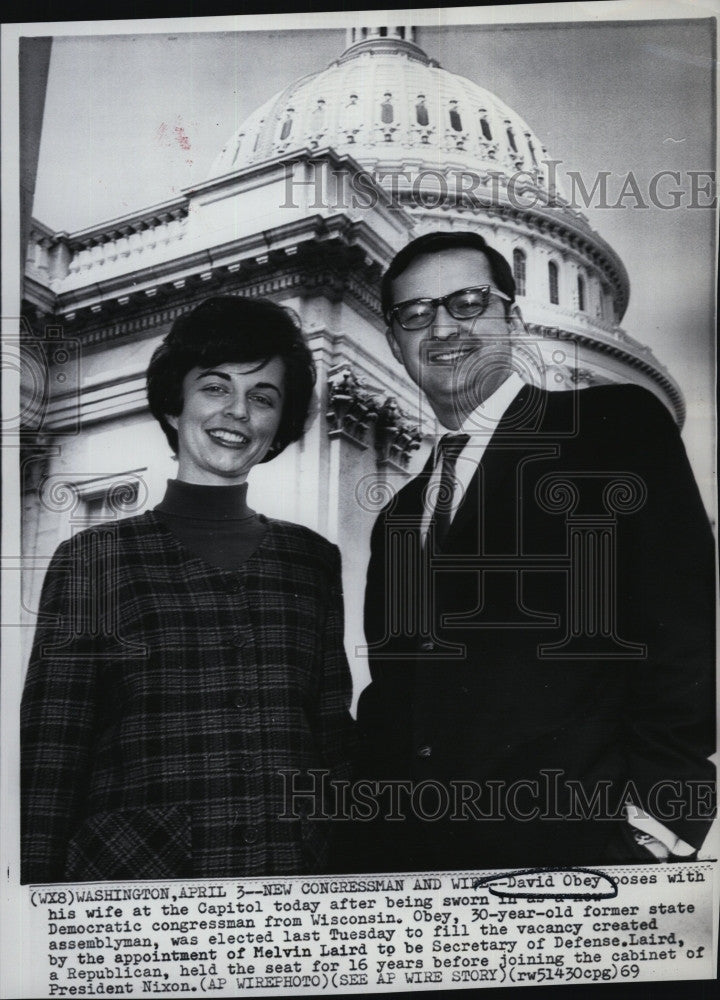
21, 512, 354, 883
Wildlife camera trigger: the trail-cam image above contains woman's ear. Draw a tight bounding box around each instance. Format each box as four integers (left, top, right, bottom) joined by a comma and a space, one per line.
165, 414, 178, 430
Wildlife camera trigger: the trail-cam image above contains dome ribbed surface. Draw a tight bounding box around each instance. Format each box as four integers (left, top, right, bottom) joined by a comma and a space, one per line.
209, 33, 553, 197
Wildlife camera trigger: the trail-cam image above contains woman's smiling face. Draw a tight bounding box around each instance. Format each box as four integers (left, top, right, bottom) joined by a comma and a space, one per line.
167, 357, 285, 486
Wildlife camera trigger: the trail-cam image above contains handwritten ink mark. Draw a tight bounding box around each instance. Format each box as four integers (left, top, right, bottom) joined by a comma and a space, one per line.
474, 866, 618, 901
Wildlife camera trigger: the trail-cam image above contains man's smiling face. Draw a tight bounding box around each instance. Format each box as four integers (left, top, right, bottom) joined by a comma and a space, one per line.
167, 357, 285, 486
387, 247, 514, 429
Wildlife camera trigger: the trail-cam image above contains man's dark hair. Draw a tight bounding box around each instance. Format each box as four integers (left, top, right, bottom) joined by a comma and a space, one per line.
147, 295, 316, 460
381, 231, 516, 321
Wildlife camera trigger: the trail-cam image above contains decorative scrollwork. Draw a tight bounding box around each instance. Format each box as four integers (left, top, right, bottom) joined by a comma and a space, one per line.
602, 475, 647, 516
39, 472, 149, 520
39, 476, 82, 514
536, 472, 647, 519
17, 343, 49, 430
354, 474, 399, 513
424, 477, 455, 515
106, 477, 147, 515
535, 475, 581, 515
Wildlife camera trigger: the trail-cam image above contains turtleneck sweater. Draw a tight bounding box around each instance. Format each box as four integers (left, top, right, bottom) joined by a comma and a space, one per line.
154, 479, 268, 570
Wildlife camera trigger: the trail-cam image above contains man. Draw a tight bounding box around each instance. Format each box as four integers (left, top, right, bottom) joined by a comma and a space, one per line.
357, 231, 715, 871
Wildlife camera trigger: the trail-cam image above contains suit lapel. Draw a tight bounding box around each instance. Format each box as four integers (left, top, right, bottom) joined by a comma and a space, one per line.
443, 384, 549, 549
393, 385, 553, 543
391, 446, 435, 520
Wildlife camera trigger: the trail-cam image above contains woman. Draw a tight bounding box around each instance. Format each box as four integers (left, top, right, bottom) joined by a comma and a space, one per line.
21, 295, 354, 882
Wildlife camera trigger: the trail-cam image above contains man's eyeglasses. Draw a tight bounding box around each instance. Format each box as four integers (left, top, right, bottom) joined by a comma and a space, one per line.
387, 285, 512, 331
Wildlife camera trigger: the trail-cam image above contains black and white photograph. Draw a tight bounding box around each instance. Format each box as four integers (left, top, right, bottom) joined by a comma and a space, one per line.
1, 2, 718, 997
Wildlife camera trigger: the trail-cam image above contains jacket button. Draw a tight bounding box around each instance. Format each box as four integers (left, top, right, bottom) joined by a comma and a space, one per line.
420, 640, 435, 652
241, 756, 256, 772
233, 693, 248, 709
243, 827, 259, 845
417, 745, 433, 758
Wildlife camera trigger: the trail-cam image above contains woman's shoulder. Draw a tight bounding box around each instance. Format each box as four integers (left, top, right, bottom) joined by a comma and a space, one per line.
50, 511, 163, 559
263, 518, 340, 563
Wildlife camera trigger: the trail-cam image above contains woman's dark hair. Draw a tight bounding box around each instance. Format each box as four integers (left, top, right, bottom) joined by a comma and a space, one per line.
381, 231, 516, 321
147, 295, 316, 460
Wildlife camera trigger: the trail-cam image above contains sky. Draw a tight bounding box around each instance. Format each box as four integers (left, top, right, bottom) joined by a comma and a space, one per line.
28, 9, 717, 506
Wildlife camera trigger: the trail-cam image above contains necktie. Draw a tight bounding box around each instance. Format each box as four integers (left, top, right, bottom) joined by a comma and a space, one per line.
428, 433, 470, 548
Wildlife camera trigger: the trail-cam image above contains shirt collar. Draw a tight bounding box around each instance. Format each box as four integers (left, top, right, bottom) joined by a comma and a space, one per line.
156, 478, 253, 521
457, 371, 525, 437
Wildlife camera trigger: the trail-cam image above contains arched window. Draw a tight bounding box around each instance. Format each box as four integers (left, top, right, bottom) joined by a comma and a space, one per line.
381, 93, 394, 123
601, 282, 611, 321
449, 101, 462, 132
415, 95, 429, 126
312, 99, 326, 125
479, 110, 492, 141
230, 134, 245, 166
506, 123, 518, 153
513, 248, 527, 297
525, 133, 538, 167
279, 109, 294, 141
577, 274, 586, 312
548, 261, 559, 305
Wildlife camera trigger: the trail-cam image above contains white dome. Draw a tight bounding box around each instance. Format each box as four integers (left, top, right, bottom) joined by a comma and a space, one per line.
201, 27, 682, 423
209, 28, 556, 202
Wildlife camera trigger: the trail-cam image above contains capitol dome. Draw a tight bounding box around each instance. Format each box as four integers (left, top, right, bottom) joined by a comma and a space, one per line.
23, 26, 683, 433
207, 26, 682, 423
210, 26, 553, 199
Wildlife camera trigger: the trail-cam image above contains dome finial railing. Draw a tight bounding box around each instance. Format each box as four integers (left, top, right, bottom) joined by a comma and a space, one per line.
345, 25, 416, 48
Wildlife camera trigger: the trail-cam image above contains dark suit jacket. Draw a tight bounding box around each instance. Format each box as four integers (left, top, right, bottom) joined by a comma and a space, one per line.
358, 384, 715, 870
21, 512, 354, 883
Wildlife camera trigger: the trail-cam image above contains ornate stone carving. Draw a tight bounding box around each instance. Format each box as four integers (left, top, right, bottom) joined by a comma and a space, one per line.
374, 396, 422, 468
409, 122, 435, 146
326, 366, 379, 447
325, 368, 421, 464
444, 127, 470, 152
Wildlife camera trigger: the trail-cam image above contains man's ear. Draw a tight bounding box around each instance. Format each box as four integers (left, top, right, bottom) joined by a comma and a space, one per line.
386, 327, 403, 363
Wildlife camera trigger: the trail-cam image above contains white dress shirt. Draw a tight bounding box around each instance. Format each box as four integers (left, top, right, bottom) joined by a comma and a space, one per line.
420, 371, 524, 540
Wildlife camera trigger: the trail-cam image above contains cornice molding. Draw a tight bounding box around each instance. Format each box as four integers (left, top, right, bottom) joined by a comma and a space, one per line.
527, 323, 684, 427
27, 213, 393, 326
24, 236, 387, 350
